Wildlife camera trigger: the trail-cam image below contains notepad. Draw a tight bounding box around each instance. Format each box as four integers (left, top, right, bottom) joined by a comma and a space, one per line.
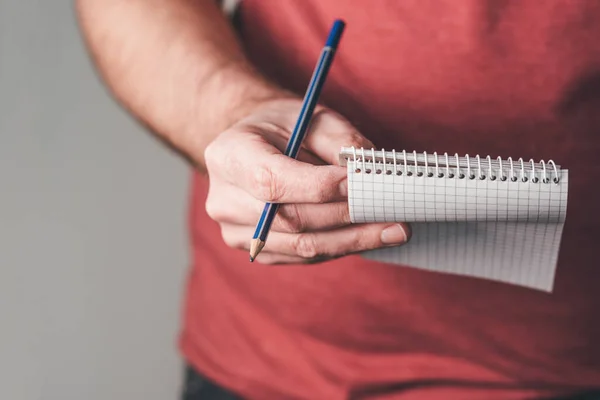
340, 147, 569, 292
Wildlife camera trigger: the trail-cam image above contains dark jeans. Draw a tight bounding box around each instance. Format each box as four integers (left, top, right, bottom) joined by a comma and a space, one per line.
181, 366, 241, 400
182, 365, 600, 400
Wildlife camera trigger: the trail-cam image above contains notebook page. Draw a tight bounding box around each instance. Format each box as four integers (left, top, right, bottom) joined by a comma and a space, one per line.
346, 156, 568, 292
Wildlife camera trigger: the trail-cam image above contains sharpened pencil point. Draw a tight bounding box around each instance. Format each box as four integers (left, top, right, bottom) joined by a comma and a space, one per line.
249, 238, 266, 262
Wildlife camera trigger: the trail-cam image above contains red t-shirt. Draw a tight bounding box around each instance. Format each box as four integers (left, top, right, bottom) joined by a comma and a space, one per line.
180, 1, 600, 399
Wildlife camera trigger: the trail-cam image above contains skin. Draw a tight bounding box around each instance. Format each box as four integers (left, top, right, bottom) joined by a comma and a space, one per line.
75, 0, 410, 264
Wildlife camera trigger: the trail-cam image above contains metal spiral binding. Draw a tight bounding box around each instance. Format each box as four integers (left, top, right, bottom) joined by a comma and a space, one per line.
341, 147, 561, 184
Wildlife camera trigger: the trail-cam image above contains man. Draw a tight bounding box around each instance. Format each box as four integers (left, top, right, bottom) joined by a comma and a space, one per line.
76, 0, 600, 399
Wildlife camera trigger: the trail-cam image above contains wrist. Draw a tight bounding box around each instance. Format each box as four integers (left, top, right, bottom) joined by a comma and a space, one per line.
215, 63, 296, 131
188, 61, 295, 168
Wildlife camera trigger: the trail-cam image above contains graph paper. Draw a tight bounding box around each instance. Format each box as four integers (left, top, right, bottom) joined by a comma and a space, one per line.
342, 147, 569, 292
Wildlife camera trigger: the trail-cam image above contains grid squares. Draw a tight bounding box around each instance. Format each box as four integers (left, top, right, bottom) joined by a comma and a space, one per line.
347, 160, 569, 292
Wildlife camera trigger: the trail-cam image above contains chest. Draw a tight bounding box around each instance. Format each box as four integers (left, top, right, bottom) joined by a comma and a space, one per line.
241, 0, 600, 224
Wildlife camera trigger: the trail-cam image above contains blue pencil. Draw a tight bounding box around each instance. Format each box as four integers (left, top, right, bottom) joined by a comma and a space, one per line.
249, 19, 346, 262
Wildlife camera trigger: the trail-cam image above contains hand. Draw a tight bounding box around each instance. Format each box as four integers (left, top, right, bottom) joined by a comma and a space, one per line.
204, 97, 411, 264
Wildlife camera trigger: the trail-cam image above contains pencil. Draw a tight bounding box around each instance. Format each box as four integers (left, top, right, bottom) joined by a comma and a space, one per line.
249, 19, 346, 262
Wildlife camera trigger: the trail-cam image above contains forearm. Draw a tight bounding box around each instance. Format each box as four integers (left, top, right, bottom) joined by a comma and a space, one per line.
75, 0, 286, 168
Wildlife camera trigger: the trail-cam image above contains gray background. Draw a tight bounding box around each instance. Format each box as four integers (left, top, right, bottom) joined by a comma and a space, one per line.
0, 1, 189, 399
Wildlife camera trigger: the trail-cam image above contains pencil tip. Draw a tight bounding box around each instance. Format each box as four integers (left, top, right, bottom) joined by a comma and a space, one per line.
249, 239, 266, 262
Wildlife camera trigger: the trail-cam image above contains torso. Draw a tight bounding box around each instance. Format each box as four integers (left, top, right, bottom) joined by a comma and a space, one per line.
181, 1, 600, 398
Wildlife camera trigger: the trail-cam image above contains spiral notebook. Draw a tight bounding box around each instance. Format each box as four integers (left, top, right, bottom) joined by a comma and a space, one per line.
340, 147, 569, 292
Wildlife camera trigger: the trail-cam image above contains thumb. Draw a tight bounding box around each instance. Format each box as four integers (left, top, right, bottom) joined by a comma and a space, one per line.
303, 107, 375, 165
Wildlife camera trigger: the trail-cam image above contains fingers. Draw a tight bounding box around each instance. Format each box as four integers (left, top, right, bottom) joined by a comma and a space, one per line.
204, 102, 375, 204
206, 181, 351, 233
250, 252, 306, 265
206, 129, 349, 204
238, 100, 375, 165
258, 127, 326, 166
250, 252, 333, 265
220, 222, 411, 262
272, 201, 351, 233
302, 107, 376, 165
203, 99, 393, 266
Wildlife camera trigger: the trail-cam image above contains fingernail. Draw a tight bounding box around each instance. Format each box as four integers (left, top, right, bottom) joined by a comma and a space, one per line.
339, 179, 348, 196
381, 224, 407, 245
